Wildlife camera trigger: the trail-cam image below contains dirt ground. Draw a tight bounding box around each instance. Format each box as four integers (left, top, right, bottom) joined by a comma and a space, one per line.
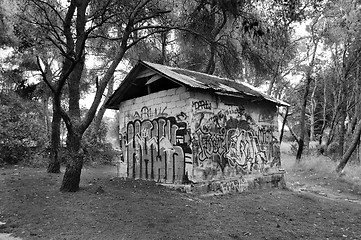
1, 154, 361, 240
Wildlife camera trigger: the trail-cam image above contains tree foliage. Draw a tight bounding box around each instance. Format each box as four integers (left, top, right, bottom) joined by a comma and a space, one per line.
4, 0, 361, 187
0, 92, 47, 165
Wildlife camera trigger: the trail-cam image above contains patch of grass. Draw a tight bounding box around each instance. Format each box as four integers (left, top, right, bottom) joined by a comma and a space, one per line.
281, 148, 361, 194
342, 163, 361, 186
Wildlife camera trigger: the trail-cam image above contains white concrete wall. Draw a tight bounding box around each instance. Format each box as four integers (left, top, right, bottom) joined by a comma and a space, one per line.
188, 90, 280, 182
118, 87, 281, 183
118, 87, 192, 183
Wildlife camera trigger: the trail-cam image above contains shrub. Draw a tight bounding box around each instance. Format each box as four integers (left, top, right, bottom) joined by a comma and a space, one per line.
82, 120, 120, 165
0, 93, 47, 165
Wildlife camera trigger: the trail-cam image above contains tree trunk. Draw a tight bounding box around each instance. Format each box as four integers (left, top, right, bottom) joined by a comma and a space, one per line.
296, 36, 319, 162
47, 96, 61, 173
296, 75, 311, 162
43, 96, 51, 139
60, 131, 83, 192
319, 76, 328, 145
279, 106, 289, 143
339, 104, 347, 157
336, 119, 361, 173
91, 76, 114, 140
205, 43, 216, 74
309, 81, 317, 141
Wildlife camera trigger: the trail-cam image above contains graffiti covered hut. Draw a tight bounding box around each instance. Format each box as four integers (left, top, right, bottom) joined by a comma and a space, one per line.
105, 61, 289, 188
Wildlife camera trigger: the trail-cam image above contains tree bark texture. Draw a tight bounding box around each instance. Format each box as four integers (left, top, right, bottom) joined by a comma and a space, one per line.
309, 81, 317, 141
91, 76, 114, 141
296, 36, 319, 162
60, 153, 83, 192
296, 75, 311, 161
60, 129, 83, 192
279, 107, 289, 143
47, 97, 62, 173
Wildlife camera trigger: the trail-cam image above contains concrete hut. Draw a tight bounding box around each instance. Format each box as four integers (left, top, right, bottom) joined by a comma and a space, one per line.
105, 61, 289, 193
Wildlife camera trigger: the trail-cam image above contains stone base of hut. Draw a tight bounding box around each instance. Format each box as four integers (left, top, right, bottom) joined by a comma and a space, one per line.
160, 170, 286, 195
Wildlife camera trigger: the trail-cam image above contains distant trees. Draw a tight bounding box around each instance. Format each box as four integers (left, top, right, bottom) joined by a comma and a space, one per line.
14, 0, 181, 191
283, 0, 361, 170
5, 0, 361, 188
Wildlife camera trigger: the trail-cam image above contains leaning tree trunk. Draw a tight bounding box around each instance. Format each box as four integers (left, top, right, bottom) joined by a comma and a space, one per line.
91, 76, 114, 141
336, 119, 361, 173
279, 107, 289, 143
339, 104, 347, 157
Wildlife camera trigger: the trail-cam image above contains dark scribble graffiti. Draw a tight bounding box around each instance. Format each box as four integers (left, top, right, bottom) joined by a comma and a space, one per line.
192, 100, 212, 111
192, 108, 278, 173
120, 102, 280, 182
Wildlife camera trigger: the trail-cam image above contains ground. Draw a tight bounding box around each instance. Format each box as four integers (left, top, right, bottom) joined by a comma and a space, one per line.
1, 150, 361, 240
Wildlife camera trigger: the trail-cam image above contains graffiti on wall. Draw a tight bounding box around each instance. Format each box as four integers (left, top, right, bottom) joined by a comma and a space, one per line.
209, 178, 248, 193
192, 100, 212, 111
122, 114, 192, 183
192, 106, 279, 174
125, 106, 168, 121
120, 102, 280, 182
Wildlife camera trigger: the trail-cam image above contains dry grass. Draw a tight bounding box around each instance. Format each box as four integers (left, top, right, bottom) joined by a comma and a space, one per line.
281, 141, 361, 194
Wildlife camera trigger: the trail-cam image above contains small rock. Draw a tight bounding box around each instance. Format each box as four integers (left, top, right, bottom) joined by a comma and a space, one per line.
94, 186, 105, 194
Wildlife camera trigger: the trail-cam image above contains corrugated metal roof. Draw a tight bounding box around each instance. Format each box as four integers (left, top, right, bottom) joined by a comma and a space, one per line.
105, 60, 289, 109
143, 61, 289, 106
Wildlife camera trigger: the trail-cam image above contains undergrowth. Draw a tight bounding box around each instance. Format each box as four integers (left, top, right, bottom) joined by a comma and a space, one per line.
281, 141, 361, 189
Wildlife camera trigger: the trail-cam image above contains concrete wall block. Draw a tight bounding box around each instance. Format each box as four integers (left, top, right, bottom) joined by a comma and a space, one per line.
146, 99, 155, 106
162, 96, 171, 103
166, 88, 177, 96
167, 101, 176, 109
180, 92, 190, 100
165, 95, 174, 103
172, 94, 181, 101
153, 97, 162, 105
176, 87, 185, 95
175, 100, 186, 109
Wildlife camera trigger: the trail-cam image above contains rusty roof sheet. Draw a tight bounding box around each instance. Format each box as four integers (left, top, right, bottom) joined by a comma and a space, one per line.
143, 61, 289, 107
105, 61, 290, 109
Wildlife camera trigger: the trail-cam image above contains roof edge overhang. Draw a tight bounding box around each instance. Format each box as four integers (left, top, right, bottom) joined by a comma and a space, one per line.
105, 60, 290, 109
215, 91, 290, 107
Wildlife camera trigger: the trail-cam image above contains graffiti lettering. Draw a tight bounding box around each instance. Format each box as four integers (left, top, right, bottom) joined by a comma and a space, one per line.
224, 106, 245, 117
195, 128, 226, 162
128, 106, 168, 120
123, 116, 192, 183
209, 178, 248, 193
192, 108, 277, 173
225, 129, 267, 172
176, 111, 188, 121
192, 100, 212, 111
